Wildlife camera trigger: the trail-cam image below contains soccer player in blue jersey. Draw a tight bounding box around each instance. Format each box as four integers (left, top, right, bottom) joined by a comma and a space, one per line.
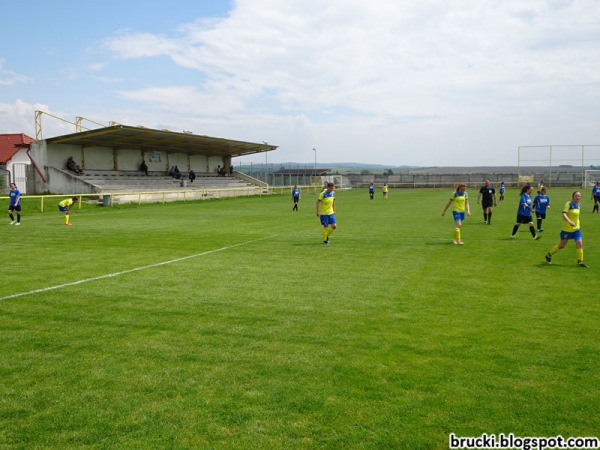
316, 182, 336, 245
545, 191, 588, 268
499, 182, 505, 202
291, 185, 301, 211
533, 186, 551, 232
441, 184, 470, 245
591, 181, 600, 214
8, 183, 21, 225
368, 181, 375, 200
510, 184, 540, 240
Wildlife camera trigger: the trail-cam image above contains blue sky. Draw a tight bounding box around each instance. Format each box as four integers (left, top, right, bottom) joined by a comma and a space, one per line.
1, 0, 599, 167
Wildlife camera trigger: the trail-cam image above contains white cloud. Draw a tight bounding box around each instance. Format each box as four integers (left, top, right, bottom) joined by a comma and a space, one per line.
87, 62, 106, 71
118, 84, 247, 115
0, 59, 32, 86
4, 0, 600, 166
103, 32, 181, 59
103, 1, 600, 118
0, 100, 79, 137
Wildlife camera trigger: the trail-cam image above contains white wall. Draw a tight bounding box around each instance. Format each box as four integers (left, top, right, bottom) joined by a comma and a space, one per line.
6, 148, 30, 193
166, 153, 189, 172
190, 154, 208, 172
143, 150, 168, 173
83, 146, 114, 170
208, 156, 226, 173
115, 148, 143, 171
6, 148, 30, 172
47, 143, 84, 170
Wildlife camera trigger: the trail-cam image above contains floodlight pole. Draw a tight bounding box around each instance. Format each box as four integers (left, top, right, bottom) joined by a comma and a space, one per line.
263, 141, 268, 184
313, 148, 317, 176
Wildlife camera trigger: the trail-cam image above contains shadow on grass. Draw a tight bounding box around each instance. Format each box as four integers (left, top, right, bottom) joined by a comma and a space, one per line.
425, 240, 456, 246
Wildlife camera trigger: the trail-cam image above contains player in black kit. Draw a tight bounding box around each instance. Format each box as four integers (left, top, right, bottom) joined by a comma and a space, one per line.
477, 180, 497, 225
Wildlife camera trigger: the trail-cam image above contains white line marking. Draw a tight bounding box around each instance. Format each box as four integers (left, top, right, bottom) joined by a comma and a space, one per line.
0, 236, 274, 302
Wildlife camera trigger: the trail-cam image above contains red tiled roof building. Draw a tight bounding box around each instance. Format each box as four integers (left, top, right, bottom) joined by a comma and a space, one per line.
0, 133, 35, 164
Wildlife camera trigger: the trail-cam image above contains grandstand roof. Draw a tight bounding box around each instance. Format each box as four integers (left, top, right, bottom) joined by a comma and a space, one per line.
45, 125, 277, 158
0, 133, 35, 163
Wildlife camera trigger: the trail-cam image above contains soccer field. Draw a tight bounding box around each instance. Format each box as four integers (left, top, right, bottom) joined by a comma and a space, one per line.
1, 187, 599, 448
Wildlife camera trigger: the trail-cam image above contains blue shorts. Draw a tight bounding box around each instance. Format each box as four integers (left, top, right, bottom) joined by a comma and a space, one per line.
320, 214, 336, 227
59, 206, 69, 213
452, 211, 465, 222
560, 229, 583, 241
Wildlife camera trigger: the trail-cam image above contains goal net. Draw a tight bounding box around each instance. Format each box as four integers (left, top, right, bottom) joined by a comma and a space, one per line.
584, 170, 600, 187
518, 145, 600, 187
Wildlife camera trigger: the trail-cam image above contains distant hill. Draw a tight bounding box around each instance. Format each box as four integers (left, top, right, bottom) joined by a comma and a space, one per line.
238, 163, 595, 174
313, 162, 421, 169
239, 162, 421, 170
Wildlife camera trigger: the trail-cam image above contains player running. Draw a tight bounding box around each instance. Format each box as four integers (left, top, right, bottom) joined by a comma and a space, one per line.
545, 191, 589, 268
510, 185, 541, 240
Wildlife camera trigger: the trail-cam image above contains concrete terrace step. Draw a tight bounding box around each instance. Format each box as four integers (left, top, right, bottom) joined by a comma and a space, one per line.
77, 170, 255, 192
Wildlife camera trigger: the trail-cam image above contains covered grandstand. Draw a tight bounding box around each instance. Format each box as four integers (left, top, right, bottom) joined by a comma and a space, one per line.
25, 124, 278, 197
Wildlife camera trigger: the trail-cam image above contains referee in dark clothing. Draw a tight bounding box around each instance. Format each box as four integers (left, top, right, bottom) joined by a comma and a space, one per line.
477, 180, 497, 224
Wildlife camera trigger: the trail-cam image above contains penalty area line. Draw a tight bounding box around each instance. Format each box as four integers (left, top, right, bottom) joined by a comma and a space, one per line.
0, 236, 275, 302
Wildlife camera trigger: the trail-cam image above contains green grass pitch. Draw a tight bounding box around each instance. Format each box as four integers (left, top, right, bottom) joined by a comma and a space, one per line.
1, 187, 599, 448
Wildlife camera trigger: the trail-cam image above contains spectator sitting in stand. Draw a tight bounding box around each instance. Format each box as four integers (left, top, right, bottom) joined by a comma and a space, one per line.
140, 160, 149, 176
173, 166, 181, 179
66, 156, 84, 175
189, 169, 196, 183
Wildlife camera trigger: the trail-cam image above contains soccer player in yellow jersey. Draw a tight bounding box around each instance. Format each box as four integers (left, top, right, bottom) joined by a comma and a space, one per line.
382, 183, 389, 199
441, 184, 470, 245
545, 191, 588, 268
316, 182, 336, 245
58, 197, 79, 226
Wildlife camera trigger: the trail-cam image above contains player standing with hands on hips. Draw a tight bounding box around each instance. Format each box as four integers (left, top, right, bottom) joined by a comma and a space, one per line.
317, 182, 336, 245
